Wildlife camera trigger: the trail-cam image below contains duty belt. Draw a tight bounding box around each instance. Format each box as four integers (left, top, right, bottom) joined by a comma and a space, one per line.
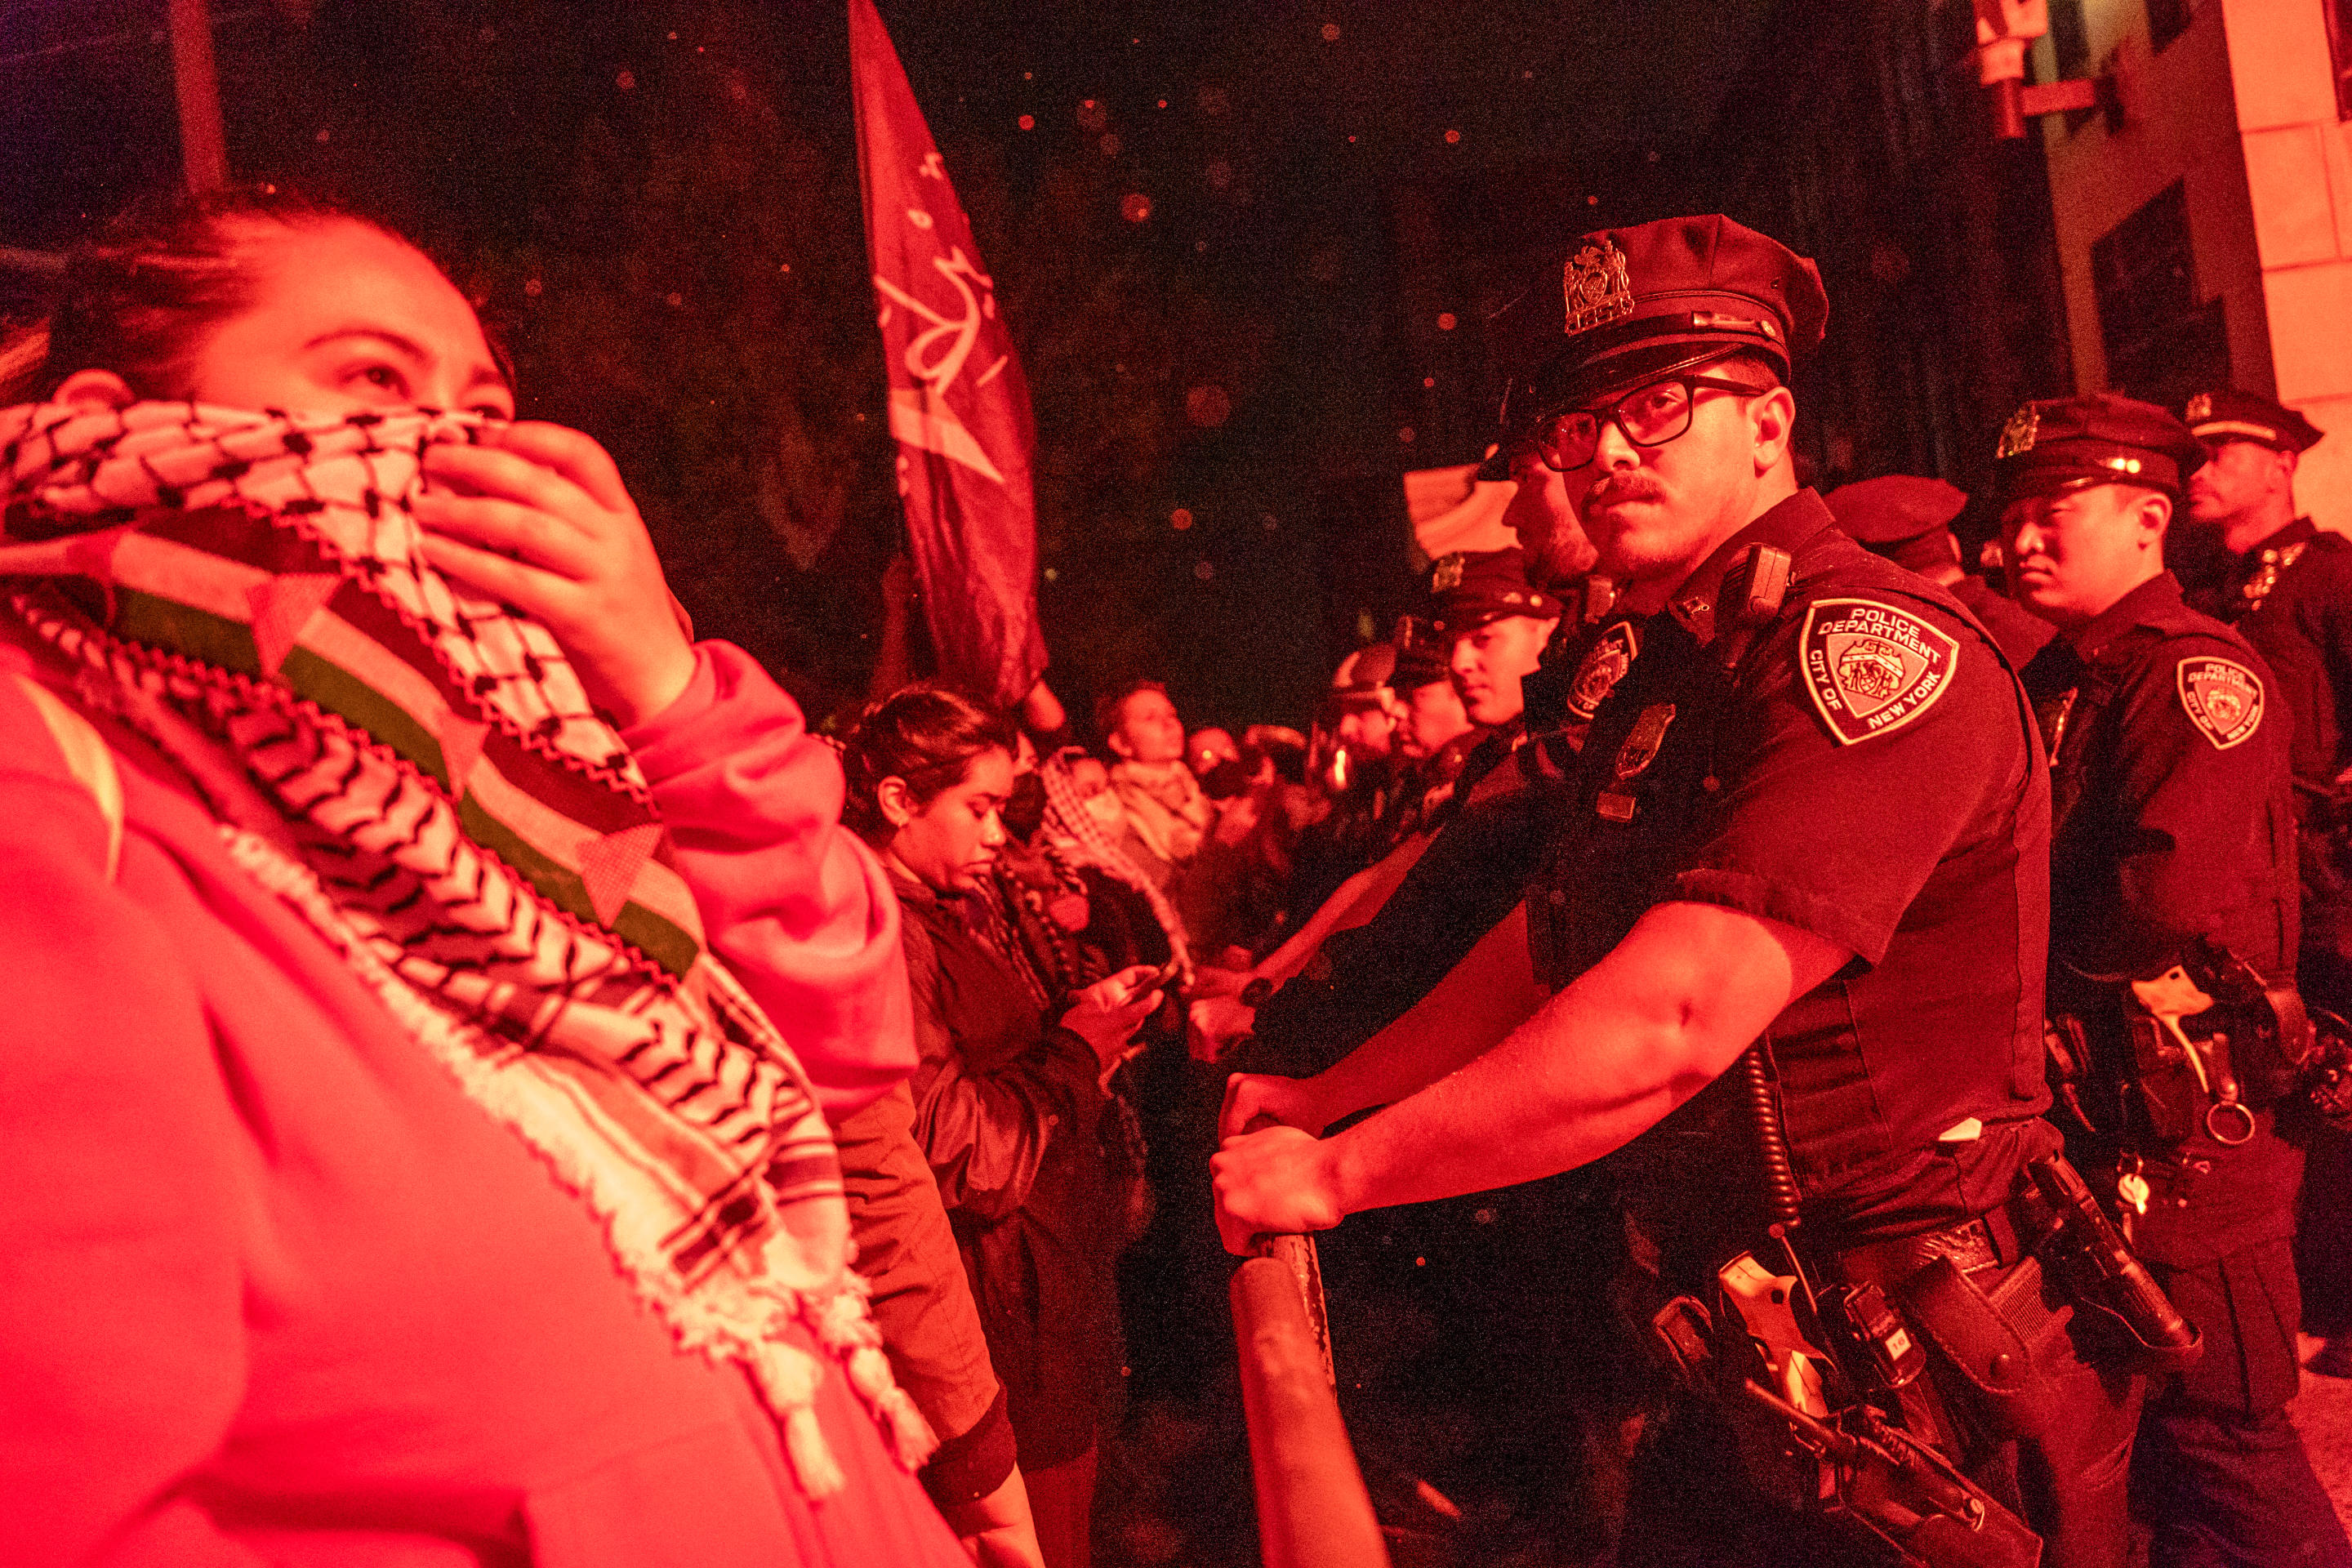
1827, 1192, 2041, 1294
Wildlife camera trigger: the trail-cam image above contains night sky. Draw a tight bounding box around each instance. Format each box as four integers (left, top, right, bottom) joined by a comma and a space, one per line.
0, 0, 1775, 730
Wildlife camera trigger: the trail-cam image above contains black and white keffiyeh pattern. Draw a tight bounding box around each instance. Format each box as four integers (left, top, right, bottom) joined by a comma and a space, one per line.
0, 399, 933, 1492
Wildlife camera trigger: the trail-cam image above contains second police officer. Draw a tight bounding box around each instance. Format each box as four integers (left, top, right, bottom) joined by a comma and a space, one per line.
2176, 389, 2352, 1388
1998, 392, 2352, 1566
1214, 215, 2160, 1566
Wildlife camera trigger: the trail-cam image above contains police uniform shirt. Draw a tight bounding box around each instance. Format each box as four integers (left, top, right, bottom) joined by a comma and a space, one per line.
2210, 518, 2352, 820
1530, 490, 2057, 1245
2025, 572, 2296, 978
2020, 572, 2302, 1266
1949, 572, 2056, 669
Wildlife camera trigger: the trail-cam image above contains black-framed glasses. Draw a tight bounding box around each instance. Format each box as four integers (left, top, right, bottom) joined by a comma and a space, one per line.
1535, 374, 1766, 472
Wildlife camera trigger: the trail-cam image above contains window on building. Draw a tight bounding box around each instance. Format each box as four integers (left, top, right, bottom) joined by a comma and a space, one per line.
2046, 1, 2097, 131
2090, 180, 2229, 408
2146, 0, 2190, 52
2050, 0, 2091, 81
2330, 0, 2352, 119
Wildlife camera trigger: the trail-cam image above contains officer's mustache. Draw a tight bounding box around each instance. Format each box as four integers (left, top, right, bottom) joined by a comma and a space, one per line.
1585, 473, 1667, 509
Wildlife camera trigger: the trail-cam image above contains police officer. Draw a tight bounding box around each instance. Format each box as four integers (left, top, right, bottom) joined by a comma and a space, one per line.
1998, 393, 2352, 1566
1293, 641, 1408, 915
2174, 393, 2352, 1381
1433, 546, 1563, 737
1383, 621, 1477, 841
2177, 394, 2351, 996
1197, 546, 1570, 1071
1826, 474, 2054, 666
1216, 215, 2143, 1565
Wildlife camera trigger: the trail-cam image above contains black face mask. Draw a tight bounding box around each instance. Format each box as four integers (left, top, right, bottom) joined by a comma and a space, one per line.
1001, 771, 1048, 840
1200, 757, 1250, 800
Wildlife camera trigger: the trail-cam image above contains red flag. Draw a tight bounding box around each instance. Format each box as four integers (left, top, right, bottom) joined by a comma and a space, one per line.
849, 0, 1047, 710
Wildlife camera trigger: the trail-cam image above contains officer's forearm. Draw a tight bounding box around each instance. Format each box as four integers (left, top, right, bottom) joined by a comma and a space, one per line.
1303, 902, 1542, 1123
1319, 902, 1848, 1215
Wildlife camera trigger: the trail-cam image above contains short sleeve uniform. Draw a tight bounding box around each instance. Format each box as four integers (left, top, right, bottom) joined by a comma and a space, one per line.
2022, 573, 2301, 1268
1528, 491, 2058, 1245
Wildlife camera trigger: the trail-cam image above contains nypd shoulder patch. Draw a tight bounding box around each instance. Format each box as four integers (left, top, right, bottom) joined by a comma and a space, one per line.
1800, 599, 1960, 746
2176, 656, 2264, 750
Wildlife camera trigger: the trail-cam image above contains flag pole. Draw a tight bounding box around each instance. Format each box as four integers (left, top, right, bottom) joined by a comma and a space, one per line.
167, 0, 229, 194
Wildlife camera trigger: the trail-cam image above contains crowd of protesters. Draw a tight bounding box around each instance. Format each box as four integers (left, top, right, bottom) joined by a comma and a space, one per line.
0, 176, 1544, 1568
13, 176, 2352, 1568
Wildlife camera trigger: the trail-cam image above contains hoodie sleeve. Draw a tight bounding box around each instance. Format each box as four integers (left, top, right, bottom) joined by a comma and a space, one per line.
622, 642, 915, 1120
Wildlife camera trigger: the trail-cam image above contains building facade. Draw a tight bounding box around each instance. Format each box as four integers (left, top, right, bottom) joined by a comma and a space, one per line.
1709, 0, 2351, 535
2028, 0, 2349, 528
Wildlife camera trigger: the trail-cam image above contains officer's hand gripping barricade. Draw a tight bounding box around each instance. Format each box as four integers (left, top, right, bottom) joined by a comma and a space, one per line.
1640, 1048, 2045, 1568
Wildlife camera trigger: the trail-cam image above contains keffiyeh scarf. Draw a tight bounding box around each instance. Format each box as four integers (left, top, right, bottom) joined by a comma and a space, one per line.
0, 401, 929, 1493
1041, 746, 1192, 981
1107, 755, 1214, 867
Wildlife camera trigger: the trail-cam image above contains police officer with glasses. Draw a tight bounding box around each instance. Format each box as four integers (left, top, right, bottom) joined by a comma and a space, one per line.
1216, 215, 2157, 1566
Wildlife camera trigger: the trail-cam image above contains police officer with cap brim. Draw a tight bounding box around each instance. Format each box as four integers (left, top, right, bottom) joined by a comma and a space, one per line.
1827, 474, 2052, 665
2000, 392, 2351, 1567
1217, 214, 2140, 1563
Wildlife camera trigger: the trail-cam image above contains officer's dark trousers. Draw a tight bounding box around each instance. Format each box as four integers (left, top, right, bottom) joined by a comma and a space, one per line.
2136, 1240, 2351, 1568
2293, 931, 2352, 1341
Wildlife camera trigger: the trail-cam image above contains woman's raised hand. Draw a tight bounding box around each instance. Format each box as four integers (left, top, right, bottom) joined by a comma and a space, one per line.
413, 422, 696, 728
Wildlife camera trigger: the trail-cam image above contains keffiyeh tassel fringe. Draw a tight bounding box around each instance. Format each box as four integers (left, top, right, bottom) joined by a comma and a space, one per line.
218, 823, 901, 1499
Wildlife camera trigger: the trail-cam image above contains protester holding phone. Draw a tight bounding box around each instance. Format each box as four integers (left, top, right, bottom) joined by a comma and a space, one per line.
841, 684, 1160, 1568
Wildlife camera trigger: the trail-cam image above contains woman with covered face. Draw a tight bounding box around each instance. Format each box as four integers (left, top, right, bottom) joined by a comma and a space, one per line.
0, 186, 968, 1565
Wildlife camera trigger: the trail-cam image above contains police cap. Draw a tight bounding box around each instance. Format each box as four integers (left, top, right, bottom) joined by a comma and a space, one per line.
1389, 640, 1450, 692
1388, 615, 1451, 692
1330, 642, 1399, 710
1992, 392, 2206, 502
2180, 387, 2323, 455
1429, 546, 1561, 635
1825, 475, 1968, 576
1502, 215, 1829, 432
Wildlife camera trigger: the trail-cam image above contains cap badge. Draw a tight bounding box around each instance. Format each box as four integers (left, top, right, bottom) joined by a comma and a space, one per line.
1997, 404, 2039, 460
1563, 238, 1635, 336
1800, 599, 1958, 746
2177, 657, 2264, 750
2185, 392, 2213, 424
1432, 553, 1465, 593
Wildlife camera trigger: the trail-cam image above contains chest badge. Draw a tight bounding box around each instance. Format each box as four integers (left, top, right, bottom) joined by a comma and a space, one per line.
2238, 541, 2306, 616
1800, 599, 1959, 746
2177, 657, 2264, 750
1996, 403, 2039, 458
1566, 619, 1640, 721
1597, 702, 1676, 822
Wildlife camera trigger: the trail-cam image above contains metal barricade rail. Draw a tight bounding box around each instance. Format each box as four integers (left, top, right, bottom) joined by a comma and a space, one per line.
1229, 1233, 1392, 1568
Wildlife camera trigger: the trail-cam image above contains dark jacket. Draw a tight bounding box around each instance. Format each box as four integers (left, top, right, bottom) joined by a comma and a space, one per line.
893, 872, 1121, 1468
